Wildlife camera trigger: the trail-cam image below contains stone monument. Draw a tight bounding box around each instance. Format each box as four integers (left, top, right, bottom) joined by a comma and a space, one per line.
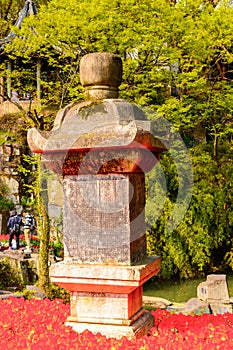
197, 274, 233, 314
27, 52, 167, 339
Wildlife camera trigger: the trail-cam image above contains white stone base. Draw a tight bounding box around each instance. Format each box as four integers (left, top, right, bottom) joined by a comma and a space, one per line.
65, 311, 154, 339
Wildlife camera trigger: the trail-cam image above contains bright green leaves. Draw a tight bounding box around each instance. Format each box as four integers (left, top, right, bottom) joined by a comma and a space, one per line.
3, 0, 233, 113
147, 141, 233, 279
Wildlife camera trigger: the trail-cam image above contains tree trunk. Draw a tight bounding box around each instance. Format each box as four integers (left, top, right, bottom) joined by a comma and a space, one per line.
0, 76, 4, 103
36, 155, 51, 293
213, 132, 218, 161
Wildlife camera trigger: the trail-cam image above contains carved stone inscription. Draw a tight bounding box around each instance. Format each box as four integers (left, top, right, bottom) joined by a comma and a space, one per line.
63, 173, 146, 264
63, 174, 131, 264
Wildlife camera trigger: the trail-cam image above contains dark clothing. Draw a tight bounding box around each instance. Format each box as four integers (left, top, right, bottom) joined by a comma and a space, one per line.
7, 214, 22, 231
7, 214, 22, 250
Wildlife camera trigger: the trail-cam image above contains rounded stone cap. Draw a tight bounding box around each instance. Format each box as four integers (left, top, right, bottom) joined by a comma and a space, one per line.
80, 52, 122, 100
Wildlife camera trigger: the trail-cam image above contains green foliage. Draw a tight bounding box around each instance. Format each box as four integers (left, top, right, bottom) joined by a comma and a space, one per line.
19, 288, 36, 300
20, 195, 36, 209
146, 141, 233, 279
0, 196, 14, 210
2, 0, 233, 129
0, 257, 24, 290
1, 0, 233, 281
17, 154, 38, 210
0, 0, 25, 37
51, 236, 64, 258
0, 181, 14, 210
46, 283, 70, 304
20, 283, 70, 303
0, 113, 33, 208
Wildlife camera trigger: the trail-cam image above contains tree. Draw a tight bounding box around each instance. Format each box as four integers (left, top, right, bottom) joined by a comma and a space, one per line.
2, 0, 233, 279
6, 0, 233, 137
0, 0, 26, 38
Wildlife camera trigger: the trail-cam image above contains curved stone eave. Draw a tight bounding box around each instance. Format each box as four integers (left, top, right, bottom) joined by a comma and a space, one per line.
28, 122, 167, 155
27, 127, 50, 153
27, 122, 138, 154
27, 97, 168, 154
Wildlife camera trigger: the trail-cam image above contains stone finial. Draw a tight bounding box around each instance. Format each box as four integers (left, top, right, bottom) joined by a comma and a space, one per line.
80, 52, 122, 100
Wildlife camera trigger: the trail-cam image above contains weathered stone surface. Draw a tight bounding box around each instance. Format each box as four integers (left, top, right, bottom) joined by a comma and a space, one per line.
197, 274, 230, 303
66, 310, 154, 340
47, 174, 63, 208
69, 288, 143, 324
50, 256, 161, 292
80, 52, 122, 100
41, 147, 160, 175
29, 52, 163, 339
209, 302, 233, 315
51, 255, 159, 338
143, 296, 172, 309
0, 290, 23, 299
63, 173, 146, 264
0, 209, 8, 234
27, 99, 167, 160
26, 285, 46, 300
0, 250, 58, 285
195, 274, 233, 315
167, 298, 211, 315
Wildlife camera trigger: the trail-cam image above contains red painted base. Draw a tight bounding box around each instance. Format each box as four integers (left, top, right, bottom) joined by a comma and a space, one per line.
50, 256, 160, 339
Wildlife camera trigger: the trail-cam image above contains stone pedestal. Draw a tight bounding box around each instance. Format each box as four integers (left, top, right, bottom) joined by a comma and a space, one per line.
28, 52, 167, 339
50, 256, 160, 338
66, 311, 154, 340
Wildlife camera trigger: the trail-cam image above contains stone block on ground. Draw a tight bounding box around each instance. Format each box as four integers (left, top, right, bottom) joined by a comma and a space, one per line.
197, 274, 230, 303
143, 296, 172, 309
209, 302, 233, 315
26, 285, 46, 300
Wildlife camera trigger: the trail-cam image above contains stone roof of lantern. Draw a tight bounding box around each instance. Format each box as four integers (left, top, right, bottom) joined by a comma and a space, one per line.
0, 0, 38, 54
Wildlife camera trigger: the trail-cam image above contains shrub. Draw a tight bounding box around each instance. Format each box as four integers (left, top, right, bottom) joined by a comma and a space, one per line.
0, 257, 24, 290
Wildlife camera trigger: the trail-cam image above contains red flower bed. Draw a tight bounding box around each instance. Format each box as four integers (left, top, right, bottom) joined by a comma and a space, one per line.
0, 234, 50, 250
0, 298, 232, 349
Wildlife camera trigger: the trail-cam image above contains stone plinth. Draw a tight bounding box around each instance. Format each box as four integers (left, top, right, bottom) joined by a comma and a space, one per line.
50, 256, 160, 338
66, 311, 154, 339
50, 256, 160, 292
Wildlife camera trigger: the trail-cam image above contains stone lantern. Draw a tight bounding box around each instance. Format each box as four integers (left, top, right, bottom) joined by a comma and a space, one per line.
27, 52, 167, 339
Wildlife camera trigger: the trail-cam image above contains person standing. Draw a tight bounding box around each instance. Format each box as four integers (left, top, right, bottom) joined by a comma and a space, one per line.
22, 211, 33, 253
7, 210, 22, 250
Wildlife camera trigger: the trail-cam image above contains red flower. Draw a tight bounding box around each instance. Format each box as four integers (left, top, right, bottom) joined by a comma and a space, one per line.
0, 301, 232, 349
